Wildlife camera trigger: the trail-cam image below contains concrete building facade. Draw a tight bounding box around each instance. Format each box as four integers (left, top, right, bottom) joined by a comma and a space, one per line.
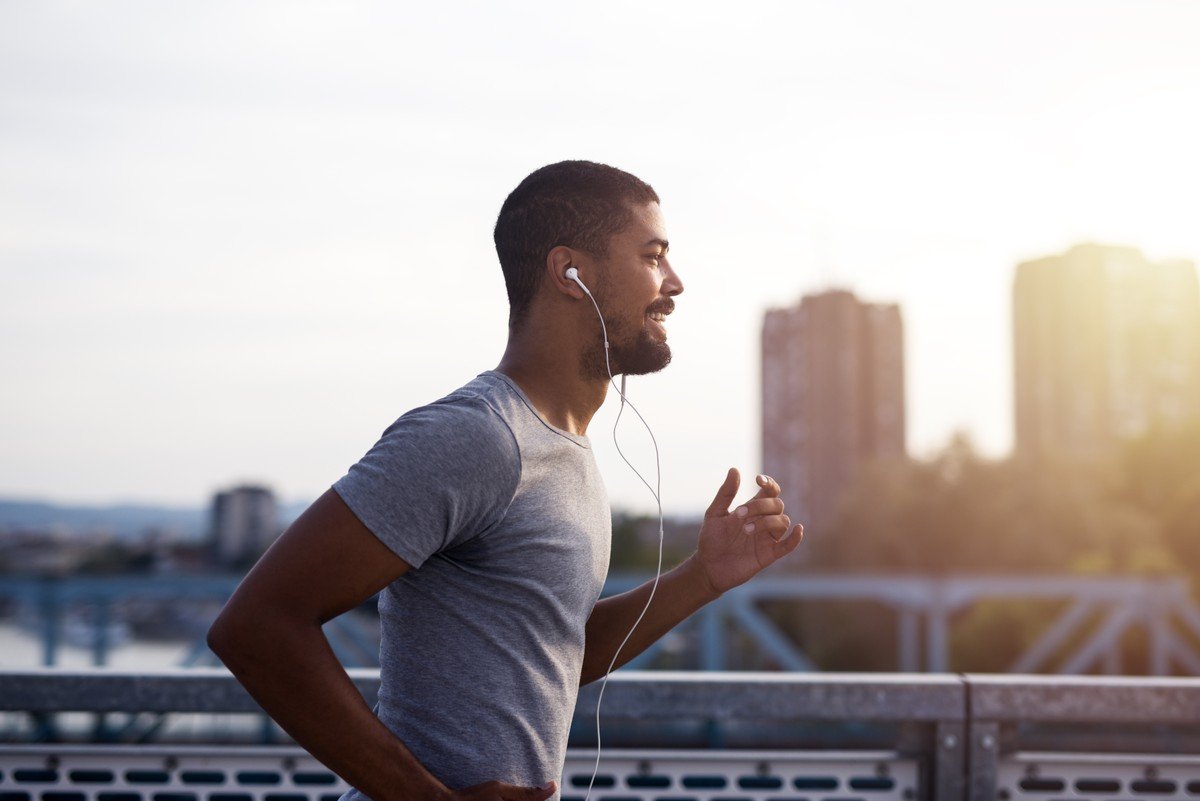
761, 289, 906, 533
209, 484, 279, 567
1013, 243, 1200, 461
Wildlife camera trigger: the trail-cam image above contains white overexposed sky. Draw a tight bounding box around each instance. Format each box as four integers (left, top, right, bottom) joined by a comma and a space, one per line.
3, 1, 1199, 514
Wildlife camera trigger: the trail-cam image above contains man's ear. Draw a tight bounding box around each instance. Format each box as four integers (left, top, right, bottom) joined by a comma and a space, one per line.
546, 245, 587, 299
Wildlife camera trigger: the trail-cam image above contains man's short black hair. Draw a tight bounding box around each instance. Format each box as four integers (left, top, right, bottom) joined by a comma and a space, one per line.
494, 160, 659, 330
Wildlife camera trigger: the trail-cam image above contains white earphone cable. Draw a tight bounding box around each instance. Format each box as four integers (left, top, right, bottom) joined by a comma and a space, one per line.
580, 288, 666, 801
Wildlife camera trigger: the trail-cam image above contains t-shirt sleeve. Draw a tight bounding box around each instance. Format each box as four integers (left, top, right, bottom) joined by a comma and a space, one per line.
331, 400, 521, 569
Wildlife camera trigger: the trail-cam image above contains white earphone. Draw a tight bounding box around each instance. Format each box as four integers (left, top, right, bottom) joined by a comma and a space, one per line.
568, 264, 666, 801
565, 266, 588, 293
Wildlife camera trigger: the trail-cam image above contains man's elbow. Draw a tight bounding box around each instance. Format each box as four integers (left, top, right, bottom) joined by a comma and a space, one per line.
206, 609, 243, 668
207, 602, 315, 671
207, 602, 267, 668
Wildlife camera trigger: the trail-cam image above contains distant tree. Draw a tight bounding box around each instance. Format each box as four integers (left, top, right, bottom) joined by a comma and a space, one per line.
76, 542, 154, 575
1163, 478, 1200, 574
609, 513, 653, 571
1110, 415, 1200, 576
801, 430, 1178, 576
608, 512, 693, 572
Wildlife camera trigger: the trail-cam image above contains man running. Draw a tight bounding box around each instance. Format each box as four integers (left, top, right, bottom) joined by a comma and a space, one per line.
207, 160, 804, 801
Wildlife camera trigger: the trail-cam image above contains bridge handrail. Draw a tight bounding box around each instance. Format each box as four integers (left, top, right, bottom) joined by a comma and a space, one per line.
0, 668, 966, 721
4, 668, 1200, 723
7, 670, 1200, 801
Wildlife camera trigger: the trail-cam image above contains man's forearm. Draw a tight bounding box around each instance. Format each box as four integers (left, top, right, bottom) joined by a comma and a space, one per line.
580, 553, 720, 684
208, 613, 444, 801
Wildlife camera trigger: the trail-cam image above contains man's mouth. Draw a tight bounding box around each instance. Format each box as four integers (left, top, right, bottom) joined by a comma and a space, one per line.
646, 299, 675, 324
646, 307, 671, 337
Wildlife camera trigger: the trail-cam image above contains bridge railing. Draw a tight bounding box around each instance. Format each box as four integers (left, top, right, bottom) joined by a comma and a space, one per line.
7, 573, 1200, 673
3, 670, 1200, 801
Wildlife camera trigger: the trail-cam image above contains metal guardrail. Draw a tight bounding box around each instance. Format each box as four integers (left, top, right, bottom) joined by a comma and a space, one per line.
2, 670, 1200, 801
965, 675, 1200, 801
8, 573, 1200, 673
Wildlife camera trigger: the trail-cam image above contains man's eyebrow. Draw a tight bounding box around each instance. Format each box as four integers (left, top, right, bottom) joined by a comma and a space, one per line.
644, 238, 670, 252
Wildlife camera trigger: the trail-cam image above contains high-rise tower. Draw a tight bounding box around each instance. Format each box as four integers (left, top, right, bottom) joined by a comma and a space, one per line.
210, 484, 280, 568
761, 289, 906, 533
1013, 244, 1200, 460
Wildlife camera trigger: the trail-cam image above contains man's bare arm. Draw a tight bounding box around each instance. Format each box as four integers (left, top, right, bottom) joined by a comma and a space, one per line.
580, 470, 803, 685
207, 488, 556, 801
579, 554, 718, 685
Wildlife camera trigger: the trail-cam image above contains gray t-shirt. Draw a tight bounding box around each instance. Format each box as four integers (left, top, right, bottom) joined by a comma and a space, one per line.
332, 370, 611, 799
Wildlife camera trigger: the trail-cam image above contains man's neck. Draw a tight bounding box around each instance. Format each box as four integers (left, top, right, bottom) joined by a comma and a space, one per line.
495, 331, 609, 437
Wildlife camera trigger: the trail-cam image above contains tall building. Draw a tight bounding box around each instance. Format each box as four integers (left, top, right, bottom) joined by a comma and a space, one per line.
761, 289, 906, 532
1013, 243, 1200, 461
210, 484, 280, 567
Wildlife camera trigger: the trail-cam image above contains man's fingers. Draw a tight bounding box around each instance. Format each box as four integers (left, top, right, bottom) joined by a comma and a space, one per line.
526, 781, 557, 801
705, 467, 741, 518
739, 513, 790, 539
731, 496, 784, 521
487, 777, 556, 796
461, 779, 557, 801
751, 473, 782, 500
771, 524, 805, 559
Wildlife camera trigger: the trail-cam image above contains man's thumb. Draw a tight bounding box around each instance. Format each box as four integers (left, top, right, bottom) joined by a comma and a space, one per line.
705, 467, 740, 517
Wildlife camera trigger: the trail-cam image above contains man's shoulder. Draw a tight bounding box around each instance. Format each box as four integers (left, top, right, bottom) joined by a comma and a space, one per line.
386, 374, 521, 461
333, 374, 525, 566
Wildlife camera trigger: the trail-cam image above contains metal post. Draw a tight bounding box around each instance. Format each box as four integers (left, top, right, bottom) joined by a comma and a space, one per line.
39, 578, 60, 668
260, 713, 275, 744
700, 603, 725, 671
967, 721, 1000, 801
934, 720, 967, 801
928, 597, 949, 673
1149, 588, 1170, 676
93, 599, 110, 667
899, 605, 920, 672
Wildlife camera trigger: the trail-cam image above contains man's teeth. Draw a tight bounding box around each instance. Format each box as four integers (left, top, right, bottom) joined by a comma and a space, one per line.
648, 312, 666, 321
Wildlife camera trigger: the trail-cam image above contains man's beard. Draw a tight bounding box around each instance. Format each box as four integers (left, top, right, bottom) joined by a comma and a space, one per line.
581, 309, 673, 380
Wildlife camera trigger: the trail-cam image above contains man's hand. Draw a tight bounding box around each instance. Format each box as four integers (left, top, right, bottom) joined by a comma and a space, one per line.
693, 468, 804, 596
579, 469, 801, 682
449, 779, 557, 801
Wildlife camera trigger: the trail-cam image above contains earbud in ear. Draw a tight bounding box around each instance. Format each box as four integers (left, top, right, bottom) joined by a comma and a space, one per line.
565, 266, 592, 296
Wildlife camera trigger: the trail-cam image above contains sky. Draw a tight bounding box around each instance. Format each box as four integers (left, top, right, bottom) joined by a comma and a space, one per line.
3, 1, 1199, 515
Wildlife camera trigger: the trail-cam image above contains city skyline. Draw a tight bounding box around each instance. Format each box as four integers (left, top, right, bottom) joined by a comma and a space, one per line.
4, 2, 1200, 515
10, 235, 1196, 516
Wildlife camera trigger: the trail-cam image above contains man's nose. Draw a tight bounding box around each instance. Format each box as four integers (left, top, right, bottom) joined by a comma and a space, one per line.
662, 261, 684, 296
